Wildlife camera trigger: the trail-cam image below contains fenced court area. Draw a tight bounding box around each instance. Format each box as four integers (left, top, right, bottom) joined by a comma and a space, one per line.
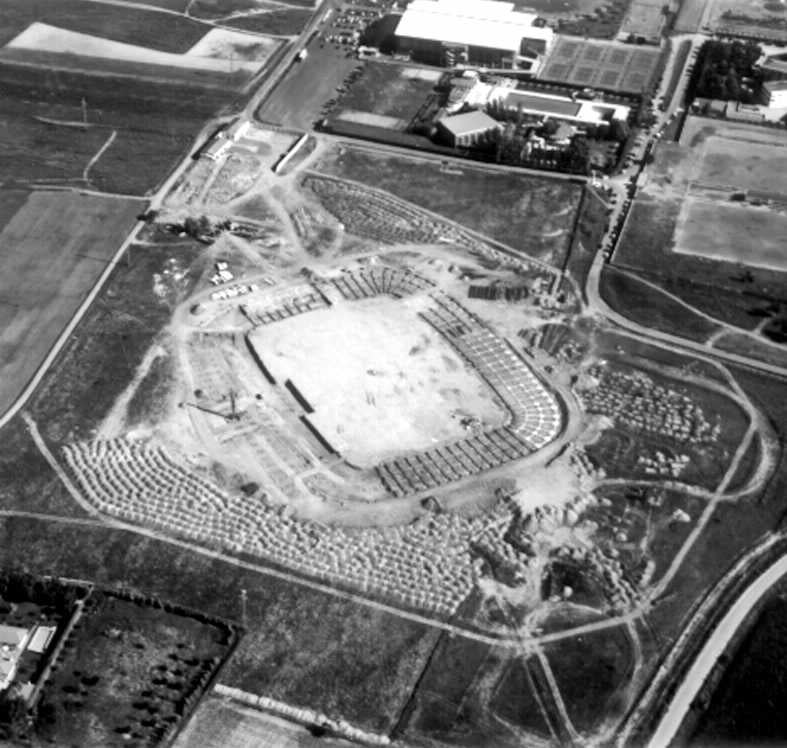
539, 36, 662, 93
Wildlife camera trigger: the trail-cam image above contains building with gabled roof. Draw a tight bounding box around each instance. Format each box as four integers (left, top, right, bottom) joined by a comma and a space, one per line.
436, 109, 501, 147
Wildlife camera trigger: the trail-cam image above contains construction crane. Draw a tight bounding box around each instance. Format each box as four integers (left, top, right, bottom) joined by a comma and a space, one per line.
183, 390, 245, 422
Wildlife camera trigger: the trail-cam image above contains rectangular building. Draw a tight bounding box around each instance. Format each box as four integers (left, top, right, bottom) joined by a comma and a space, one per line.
762, 80, 787, 108
436, 109, 501, 147
394, 0, 554, 70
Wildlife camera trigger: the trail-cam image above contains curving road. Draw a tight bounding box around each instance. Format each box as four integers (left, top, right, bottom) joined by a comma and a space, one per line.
648, 551, 787, 747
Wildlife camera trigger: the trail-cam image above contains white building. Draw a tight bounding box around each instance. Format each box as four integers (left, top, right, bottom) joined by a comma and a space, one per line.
394, 0, 554, 71
446, 77, 630, 126
0, 625, 33, 691
761, 80, 787, 108
436, 109, 501, 147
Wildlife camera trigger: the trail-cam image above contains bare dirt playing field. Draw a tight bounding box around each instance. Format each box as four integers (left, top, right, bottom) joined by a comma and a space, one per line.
250, 295, 507, 465
7, 22, 276, 72
695, 136, 787, 196
0, 190, 142, 414
674, 198, 787, 271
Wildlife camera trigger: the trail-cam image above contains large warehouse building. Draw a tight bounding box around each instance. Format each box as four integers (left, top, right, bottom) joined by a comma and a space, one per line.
394, 0, 554, 70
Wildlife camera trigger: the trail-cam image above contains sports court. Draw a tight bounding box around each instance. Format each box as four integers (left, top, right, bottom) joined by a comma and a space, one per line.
539, 36, 662, 94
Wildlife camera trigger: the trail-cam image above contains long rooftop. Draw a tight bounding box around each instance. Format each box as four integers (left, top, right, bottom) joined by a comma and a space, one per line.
394, 0, 553, 53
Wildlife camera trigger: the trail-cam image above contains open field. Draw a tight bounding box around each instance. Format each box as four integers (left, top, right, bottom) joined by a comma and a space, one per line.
690, 585, 787, 744
332, 62, 439, 131
613, 135, 787, 343
0, 40, 239, 194
599, 265, 722, 342
223, 590, 440, 734
315, 146, 582, 264
175, 696, 346, 748
539, 36, 662, 93
619, 0, 665, 40
251, 296, 506, 465
36, 591, 234, 747
489, 657, 554, 739
0, 191, 142, 418
225, 9, 316, 36
694, 135, 787, 197
545, 625, 634, 733
400, 635, 550, 747
28, 242, 202, 441
674, 198, 787, 271
0, 515, 442, 736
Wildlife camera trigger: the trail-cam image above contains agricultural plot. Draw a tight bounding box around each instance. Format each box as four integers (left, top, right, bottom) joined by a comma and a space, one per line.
314, 146, 582, 264
0, 191, 142, 417
539, 36, 662, 93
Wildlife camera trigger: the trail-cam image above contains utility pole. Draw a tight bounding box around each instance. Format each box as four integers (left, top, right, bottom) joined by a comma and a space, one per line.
81, 97, 88, 128
240, 588, 248, 628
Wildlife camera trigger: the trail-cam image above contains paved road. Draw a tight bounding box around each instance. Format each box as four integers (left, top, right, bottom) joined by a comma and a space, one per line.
648, 551, 787, 747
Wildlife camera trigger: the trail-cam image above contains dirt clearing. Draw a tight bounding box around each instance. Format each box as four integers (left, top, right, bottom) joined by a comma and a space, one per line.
249, 295, 507, 466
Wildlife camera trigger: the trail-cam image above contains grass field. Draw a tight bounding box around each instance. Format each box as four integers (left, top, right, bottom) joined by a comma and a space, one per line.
489, 657, 553, 738
315, 146, 582, 265
250, 296, 506, 465
222, 591, 440, 734
0, 191, 142, 418
695, 136, 787, 197
545, 624, 634, 733
224, 9, 316, 36
713, 331, 787, 370
0, 0, 209, 51
0, 46, 238, 196
332, 62, 438, 130
674, 198, 787, 271
599, 265, 721, 342
400, 634, 545, 747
